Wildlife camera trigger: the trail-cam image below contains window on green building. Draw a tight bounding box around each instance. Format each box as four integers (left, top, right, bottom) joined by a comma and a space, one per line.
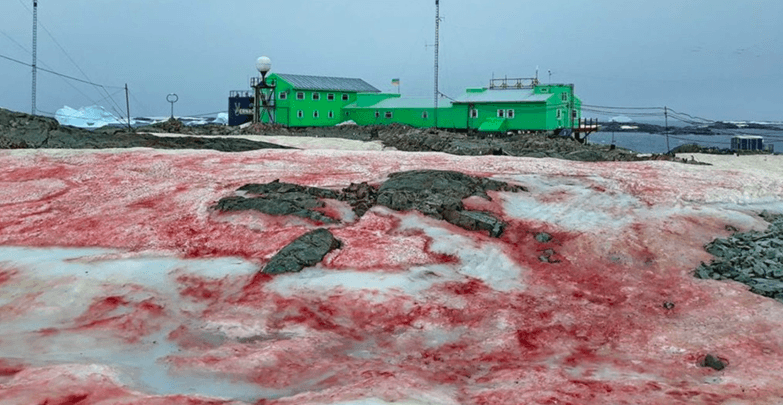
470, 109, 478, 118
314, 110, 320, 118
328, 111, 334, 119
279, 92, 287, 100
327, 93, 335, 101
342, 94, 349, 101
312, 93, 320, 101
556, 109, 562, 120
561, 93, 568, 102
375, 111, 380, 118
422, 111, 428, 119
497, 110, 505, 118
385, 111, 393, 119
506, 109, 515, 119
296, 92, 304, 100
297, 110, 304, 118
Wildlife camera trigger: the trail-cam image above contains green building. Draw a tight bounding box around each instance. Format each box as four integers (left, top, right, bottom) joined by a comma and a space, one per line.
343, 79, 581, 133
239, 73, 583, 134
265, 73, 380, 127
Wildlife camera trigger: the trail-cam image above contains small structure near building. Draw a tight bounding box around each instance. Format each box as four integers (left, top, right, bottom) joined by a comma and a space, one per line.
731, 136, 765, 152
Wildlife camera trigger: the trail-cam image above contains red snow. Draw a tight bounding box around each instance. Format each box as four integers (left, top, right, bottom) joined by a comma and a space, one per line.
1, 149, 783, 404
70, 295, 167, 343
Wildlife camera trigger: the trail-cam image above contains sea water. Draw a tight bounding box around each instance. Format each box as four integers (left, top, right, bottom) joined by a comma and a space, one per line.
588, 128, 782, 154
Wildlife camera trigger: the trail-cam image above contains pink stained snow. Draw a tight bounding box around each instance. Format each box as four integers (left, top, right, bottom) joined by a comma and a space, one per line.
0, 148, 782, 405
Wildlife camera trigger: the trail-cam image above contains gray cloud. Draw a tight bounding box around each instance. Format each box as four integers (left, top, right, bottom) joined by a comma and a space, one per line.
0, 0, 780, 120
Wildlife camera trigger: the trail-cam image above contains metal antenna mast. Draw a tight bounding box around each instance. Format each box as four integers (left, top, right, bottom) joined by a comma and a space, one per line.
434, 0, 440, 129
31, 0, 38, 115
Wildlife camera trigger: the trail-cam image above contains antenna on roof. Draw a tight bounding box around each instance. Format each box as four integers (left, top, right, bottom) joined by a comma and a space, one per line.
433, 0, 440, 129
31, 0, 38, 115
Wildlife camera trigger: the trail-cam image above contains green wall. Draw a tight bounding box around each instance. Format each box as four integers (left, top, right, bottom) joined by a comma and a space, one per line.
257, 74, 583, 132
265, 73, 361, 127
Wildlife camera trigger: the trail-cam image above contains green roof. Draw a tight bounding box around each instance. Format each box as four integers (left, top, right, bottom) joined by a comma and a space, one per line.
274, 73, 380, 93
345, 97, 453, 109
453, 89, 552, 104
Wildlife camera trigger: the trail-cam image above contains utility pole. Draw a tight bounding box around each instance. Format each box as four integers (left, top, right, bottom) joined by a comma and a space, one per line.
664, 106, 670, 154
31, 0, 38, 115
434, 0, 440, 129
125, 84, 131, 130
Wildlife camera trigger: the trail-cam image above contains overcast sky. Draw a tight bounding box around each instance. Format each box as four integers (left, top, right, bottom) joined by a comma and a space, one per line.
0, 0, 780, 121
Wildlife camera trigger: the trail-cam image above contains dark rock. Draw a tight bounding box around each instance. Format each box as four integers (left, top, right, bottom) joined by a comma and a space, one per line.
694, 214, 783, 301
725, 225, 738, 232
239, 180, 339, 200
663, 302, 675, 310
221, 171, 524, 237
0, 107, 291, 152
376, 170, 524, 237
262, 229, 342, 275
535, 232, 553, 243
339, 182, 379, 217
444, 210, 506, 237
760, 210, 783, 224
214, 195, 337, 224
700, 354, 726, 371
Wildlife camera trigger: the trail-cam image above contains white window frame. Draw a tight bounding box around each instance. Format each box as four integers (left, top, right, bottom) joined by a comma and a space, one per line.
506, 109, 515, 119
556, 109, 562, 120
497, 109, 505, 118
561, 93, 568, 102
327, 93, 335, 101
328, 111, 334, 119
375, 111, 381, 118
297, 110, 304, 118
385, 111, 393, 119
342, 94, 349, 101
279, 92, 287, 100
312, 92, 320, 101
313, 110, 320, 119
470, 109, 478, 118
296, 92, 304, 100
422, 111, 428, 119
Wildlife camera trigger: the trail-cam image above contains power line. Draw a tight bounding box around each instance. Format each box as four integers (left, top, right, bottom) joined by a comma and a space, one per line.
1, 29, 106, 108
14, 0, 126, 118
583, 104, 665, 110
0, 53, 121, 88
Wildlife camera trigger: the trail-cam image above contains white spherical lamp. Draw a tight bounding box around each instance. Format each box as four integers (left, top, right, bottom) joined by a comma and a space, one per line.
256, 56, 272, 75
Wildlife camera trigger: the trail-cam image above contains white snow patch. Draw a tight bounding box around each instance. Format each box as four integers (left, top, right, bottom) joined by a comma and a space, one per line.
0, 247, 268, 401
398, 215, 527, 292
502, 175, 641, 233
266, 264, 460, 301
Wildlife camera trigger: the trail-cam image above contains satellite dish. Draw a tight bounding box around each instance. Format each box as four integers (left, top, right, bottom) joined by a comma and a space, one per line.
256, 56, 272, 74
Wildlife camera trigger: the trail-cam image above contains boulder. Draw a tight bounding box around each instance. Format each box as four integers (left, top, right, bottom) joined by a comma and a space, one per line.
262, 229, 342, 275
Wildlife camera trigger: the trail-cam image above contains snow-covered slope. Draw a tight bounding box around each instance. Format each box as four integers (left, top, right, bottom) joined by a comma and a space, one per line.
1, 148, 782, 404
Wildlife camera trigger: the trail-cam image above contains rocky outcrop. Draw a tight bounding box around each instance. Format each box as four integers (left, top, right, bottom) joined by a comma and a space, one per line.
376, 170, 525, 237
0, 108, 291, 152
262, 229, 342, 274
217, 171, 526, 275
695, 211, 783, 303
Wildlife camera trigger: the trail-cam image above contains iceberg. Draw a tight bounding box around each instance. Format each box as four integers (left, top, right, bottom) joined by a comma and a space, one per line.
55, 105, 126, 129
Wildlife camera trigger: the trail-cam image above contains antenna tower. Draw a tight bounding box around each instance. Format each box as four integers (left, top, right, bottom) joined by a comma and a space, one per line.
434, 0, 440, 128
31, 0, 38, 115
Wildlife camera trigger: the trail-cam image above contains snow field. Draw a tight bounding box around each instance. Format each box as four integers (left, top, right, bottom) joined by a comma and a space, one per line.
1, 148, 783, 404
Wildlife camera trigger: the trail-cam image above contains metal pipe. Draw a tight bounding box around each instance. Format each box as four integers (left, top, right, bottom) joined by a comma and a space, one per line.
31, 0, 38, 115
